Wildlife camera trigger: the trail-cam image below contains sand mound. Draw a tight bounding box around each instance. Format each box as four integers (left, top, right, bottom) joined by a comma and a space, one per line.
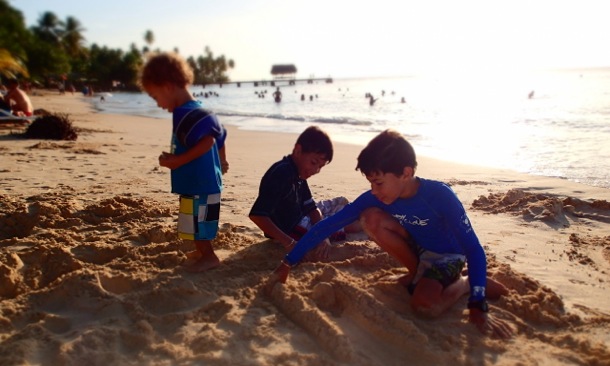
472, 189, 610, 226
1, 192, 609, 365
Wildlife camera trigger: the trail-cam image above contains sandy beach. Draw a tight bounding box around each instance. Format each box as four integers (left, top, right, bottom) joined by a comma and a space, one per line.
1, 92, 609, 365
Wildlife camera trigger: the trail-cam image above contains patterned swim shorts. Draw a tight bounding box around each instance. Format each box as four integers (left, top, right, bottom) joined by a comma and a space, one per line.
408, 251, 466, 294
178, 193, 221, 241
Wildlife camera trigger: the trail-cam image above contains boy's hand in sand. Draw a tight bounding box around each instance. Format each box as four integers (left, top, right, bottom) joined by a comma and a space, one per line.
313, 239, 331, 261
469, 309, 513, 339
303, 239, 331, 262
264, 261, 291, 296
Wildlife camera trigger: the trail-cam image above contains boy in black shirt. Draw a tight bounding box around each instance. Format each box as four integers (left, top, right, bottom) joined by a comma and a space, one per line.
249, 126, 360, 260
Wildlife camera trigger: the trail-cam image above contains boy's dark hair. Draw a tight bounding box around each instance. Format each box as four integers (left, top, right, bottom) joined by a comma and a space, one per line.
356, 129, 417, 176
138, 52, 194, 89
296, 126, 333, 163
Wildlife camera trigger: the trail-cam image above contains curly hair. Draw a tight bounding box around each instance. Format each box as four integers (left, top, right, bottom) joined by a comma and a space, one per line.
138, 52, 194, 89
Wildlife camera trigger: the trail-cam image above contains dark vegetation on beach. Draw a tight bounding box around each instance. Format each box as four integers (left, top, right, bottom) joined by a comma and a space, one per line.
24, 113, 78, 141
0, 0, 235, 91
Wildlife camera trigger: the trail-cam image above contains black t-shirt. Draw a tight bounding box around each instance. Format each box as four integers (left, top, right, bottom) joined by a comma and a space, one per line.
249, 155, 316, 235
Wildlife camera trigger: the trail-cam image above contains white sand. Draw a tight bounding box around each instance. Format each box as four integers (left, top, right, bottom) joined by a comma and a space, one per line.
0, 92, 609, 365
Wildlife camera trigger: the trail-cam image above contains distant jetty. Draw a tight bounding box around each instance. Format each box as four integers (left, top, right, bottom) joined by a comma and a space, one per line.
202, 63, 333, 88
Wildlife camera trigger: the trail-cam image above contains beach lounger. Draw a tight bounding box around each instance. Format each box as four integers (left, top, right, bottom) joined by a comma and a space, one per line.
0, 109, 36, 126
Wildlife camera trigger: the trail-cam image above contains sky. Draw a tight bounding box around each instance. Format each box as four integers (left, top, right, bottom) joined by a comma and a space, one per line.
9, 0, 610, 80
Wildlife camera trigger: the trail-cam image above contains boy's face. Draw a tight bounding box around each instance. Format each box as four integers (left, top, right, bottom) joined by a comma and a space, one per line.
145, 83, 175, 112
365, 168, 413, 204
293, 146, 329, 180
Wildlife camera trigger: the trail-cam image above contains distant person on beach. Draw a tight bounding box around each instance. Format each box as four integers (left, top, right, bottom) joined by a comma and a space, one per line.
369, 95, 377, 106
249, 126, 361, 258
273, 87, 282, 103
5, 78, 33, 116
266, 129, 512, 338
139, 52, 229, 272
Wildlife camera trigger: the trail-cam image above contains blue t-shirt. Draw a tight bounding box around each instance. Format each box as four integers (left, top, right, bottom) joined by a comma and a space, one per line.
285, 178, 487, 300
170, 100, 226, 195
249, 155, 317, 234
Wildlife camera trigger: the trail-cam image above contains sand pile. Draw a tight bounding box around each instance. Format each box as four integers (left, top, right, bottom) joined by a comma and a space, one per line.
1, 93, 609, 365
1, 189, 609, 365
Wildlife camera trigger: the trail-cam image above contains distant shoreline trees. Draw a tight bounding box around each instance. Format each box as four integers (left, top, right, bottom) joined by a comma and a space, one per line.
0, 0, 235, 92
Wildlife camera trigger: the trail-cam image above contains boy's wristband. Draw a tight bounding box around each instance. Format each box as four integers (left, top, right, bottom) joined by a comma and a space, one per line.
467, 299, 489, 312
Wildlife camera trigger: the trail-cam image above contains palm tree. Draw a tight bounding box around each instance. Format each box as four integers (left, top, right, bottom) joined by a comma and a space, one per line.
144, 30, 154, 46
0, 0, 30, 75
62, 16, 86, 57
34, 11, 64, 43
0, 49, 29, 78
143, 30, 154, 54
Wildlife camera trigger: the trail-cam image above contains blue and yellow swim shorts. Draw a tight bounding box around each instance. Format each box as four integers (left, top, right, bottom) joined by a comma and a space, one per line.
178, 193, 221, 241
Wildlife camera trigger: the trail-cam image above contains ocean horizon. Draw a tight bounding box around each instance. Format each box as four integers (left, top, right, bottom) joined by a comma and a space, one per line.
91, 68, 610, 190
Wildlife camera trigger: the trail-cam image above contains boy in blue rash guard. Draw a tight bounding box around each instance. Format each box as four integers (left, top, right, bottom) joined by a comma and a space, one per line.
139, 52, 229, 272
267, 129, 512, 338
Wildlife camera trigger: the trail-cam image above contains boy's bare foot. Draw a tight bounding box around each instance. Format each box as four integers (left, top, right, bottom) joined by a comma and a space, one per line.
381, 272, 415, 287
185, 250, 203, 261
486, 277, 509, 300
396, 273, 415, 287
461, 269, 509, 300
183, 255, 221, 273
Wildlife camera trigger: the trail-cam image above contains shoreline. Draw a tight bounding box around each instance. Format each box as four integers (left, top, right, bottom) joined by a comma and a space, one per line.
91, 86, 610, 191
1, 92, 609, 365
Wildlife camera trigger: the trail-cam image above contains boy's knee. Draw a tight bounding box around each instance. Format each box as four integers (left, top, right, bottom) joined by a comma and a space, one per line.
360, 207, 404, 240
359, 207, 386, 234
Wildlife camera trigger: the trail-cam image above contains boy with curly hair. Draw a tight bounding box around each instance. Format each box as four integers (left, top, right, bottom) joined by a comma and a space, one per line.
139, 52, 228, 272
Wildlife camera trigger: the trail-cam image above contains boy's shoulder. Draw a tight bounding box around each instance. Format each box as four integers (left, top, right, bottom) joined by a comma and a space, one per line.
261, 155, 300, 184
174, 101, 210, 118
175, 99, 202, 110
418, 177, 449, 189
417, 178, 458, 200
265, 155, 296, 175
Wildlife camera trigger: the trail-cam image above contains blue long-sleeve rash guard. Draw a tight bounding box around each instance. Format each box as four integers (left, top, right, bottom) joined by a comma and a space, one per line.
285, 177, 487, 300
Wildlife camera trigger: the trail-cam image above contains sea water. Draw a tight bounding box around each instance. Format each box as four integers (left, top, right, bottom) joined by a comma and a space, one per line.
92, 68, 610, 189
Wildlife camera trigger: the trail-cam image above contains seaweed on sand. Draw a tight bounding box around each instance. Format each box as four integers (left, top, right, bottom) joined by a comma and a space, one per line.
24, 113, 78, 141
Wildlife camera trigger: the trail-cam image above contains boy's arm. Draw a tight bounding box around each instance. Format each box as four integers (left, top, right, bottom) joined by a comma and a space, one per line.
285, 200, 362, 265
249, 215, 295, 250
438, 186, 513, 337
307, 207, 323, 225
159, 135, 215, 170
438, 185, 487, 299
219, 145, 229, 174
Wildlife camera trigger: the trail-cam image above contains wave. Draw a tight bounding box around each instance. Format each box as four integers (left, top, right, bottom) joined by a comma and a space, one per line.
215, 110, 373, 127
